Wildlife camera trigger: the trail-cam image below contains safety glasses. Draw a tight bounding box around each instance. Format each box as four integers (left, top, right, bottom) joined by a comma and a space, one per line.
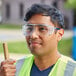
22, 23, 60, 36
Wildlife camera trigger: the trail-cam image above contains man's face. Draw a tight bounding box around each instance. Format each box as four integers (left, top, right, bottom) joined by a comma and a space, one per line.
25, 14, 63, 56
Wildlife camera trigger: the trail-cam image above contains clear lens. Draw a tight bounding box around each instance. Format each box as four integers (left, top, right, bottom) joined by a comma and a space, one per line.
22, 24, 56, 36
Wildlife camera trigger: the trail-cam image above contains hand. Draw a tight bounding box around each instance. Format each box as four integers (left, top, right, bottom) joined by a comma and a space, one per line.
0, 60, 16, 76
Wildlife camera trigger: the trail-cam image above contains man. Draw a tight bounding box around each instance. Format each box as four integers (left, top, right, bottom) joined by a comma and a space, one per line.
0, 4, 76, 76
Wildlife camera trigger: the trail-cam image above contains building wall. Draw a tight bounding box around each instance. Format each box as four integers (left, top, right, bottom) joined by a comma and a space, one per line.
58, 0, 73, 29
2, 0, 73, 29
2, 0, 45, 24
0, 0, 2, 22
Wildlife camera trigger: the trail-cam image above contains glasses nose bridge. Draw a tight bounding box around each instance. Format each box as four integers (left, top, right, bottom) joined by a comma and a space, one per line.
31, 26, 40, 37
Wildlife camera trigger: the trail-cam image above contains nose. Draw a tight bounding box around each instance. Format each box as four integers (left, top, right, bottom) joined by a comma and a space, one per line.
30, 28, 39, 39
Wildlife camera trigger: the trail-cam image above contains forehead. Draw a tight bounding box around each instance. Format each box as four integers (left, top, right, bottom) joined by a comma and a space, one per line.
28, 14, 55, 27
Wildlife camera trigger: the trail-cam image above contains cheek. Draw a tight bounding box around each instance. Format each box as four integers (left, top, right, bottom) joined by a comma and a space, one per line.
45, 35, 57, 47
25, 37, 28, 42
25, 37, 30, 45
25, 36, 30, 41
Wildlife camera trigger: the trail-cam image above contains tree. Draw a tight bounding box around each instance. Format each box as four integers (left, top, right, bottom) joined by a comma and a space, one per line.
65, 0, 76, 8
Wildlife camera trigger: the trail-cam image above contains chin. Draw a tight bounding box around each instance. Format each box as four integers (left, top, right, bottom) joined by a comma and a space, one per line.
30, 49, 45, 57
30, 48, 40, 55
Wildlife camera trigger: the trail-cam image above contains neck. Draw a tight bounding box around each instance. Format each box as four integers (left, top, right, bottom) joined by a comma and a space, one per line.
34, 51, 61, 71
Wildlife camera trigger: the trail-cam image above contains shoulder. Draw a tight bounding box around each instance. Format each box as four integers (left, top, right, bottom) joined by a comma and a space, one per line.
16, 54, 34, 63
60, 55, 76, 68
60, 55, 76, 76
60, 55, 76, 64
15, 54, 34, 76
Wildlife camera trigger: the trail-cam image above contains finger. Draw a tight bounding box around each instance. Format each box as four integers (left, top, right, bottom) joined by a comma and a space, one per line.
6, 69, 16, 76
9, 65, 16, 69
1, 60, 16, 66
4, 68, 16, 73
9, 69, 16, 73
4, 72, 16, 76
1, 68, 16, 76
7, 74, 15, 76
1, 64, 16, 70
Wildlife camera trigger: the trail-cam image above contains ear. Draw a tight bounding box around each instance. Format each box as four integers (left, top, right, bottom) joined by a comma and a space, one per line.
57, 29, 64, 41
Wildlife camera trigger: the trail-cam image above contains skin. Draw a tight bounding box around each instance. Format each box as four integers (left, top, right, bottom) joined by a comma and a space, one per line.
0, 14, 64, 75
26, 14, 64, 71
0, 60, 16, 76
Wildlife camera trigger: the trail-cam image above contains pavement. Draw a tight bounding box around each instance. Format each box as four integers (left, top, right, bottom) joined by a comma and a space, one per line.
0, 29, 25, 42
0, 29, 73, 62
0, 53, 28, 62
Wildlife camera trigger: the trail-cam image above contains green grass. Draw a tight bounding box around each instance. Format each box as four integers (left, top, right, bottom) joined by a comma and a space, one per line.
0, 38, 72, 57
58, 38, 72, 57
0, 41, 30, 54
0, 24, 21, 29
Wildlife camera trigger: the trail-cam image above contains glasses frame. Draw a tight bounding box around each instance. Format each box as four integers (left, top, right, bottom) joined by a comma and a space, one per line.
22, 23, 60, 36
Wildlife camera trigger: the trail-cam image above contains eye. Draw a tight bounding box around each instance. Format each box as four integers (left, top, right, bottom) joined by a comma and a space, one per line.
39, 27, 46, 31
39, 26, 48, 32
26, 26, 33, 33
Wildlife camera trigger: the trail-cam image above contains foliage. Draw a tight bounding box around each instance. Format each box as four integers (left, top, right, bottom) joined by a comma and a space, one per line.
65, 0, 76, 9
58, 38, 72, 57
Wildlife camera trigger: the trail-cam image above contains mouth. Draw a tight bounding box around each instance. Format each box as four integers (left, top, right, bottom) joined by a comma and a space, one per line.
28, 41, 42, 47
31, 42, 41, 46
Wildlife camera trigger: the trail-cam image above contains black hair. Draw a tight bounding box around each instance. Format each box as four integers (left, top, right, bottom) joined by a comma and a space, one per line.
24, 4, 65, 28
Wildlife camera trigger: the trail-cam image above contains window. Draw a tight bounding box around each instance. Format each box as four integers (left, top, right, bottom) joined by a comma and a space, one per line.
19, 3, 24, 19
64, 16, 69, 29
52, 1, 58, 8
73, 10, 76, 26
6, 3, 10, 19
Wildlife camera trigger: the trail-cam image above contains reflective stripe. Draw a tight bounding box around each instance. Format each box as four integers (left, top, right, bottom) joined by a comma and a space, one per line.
64, 61, 76, 76
73, 68, 76, 76
19, 56, 34, 76
15, 58, 25, 76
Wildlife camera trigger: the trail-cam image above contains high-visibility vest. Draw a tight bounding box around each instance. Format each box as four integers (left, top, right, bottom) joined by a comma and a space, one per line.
15, 55, 76, 76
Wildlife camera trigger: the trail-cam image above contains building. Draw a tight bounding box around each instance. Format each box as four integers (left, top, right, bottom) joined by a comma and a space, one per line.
0, 0, 2, 23
1, 0, 74, 29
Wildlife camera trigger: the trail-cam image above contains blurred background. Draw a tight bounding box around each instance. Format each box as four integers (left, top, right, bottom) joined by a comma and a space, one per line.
0, 0, 76, 62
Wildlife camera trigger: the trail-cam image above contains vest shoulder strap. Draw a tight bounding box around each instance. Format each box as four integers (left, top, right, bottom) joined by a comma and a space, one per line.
61, 55, 76, 76
15, 55, 76, 76
15, 54, 34, 76
15, 58, 25, 76
64, 60, 76, 76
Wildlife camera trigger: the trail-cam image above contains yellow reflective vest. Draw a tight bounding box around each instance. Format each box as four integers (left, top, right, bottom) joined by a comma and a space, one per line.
15, 55, 76, 76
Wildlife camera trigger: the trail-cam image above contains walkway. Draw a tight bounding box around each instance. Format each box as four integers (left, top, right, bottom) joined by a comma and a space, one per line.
0, 53, 29, 62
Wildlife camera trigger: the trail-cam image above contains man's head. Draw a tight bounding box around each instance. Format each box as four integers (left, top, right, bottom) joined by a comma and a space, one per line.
23, 4, 64, 56
24, 4, 64, 28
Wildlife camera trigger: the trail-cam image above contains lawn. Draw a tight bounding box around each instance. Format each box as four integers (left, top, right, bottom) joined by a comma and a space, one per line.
0, 41, 30, 54
0, 23, 21, 29
0, 38, 72, 57
58, 38, 72, 57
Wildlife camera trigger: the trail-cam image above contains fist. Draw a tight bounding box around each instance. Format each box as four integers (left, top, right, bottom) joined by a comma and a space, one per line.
0, 60, 16, 76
